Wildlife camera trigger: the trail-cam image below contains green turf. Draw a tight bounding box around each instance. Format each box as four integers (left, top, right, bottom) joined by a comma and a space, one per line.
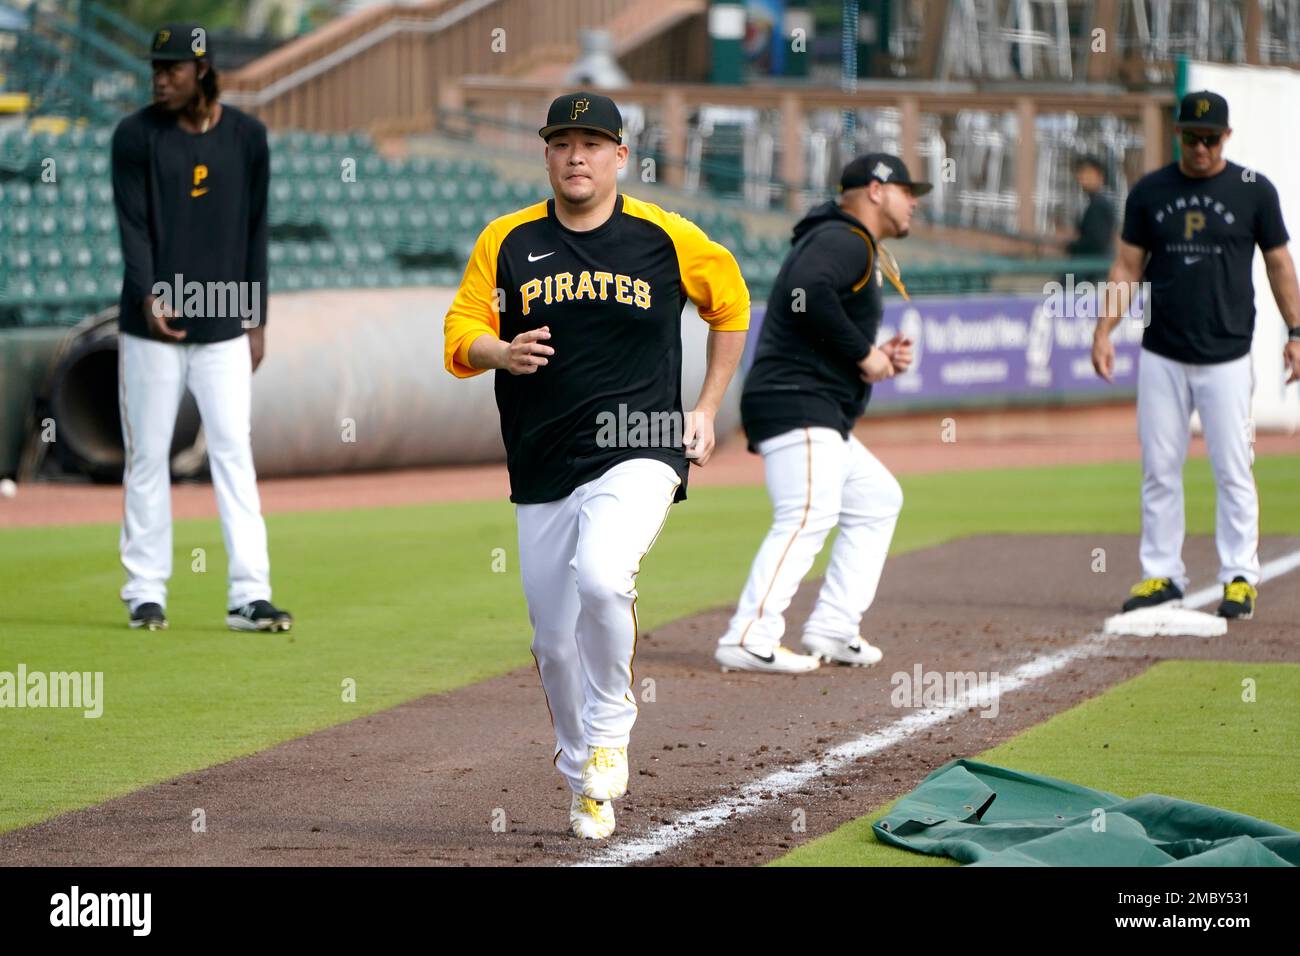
1, 454, 1297, 833
772, 660, 1300, 866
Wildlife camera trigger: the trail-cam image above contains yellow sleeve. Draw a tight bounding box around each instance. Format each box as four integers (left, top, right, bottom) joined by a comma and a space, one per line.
621, 197, 750, 331
668, 213, 751, 331
443, 226, 501, 378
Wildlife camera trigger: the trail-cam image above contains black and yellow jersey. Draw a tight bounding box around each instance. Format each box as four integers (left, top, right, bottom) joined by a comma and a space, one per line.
444, 193, 750, 504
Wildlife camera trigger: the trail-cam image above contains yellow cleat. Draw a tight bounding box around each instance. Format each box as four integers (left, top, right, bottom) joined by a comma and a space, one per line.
1216, 576, 1257, 620
1121, 577, 1183, 612
581, 745, 628, 800
570, 793, 615, 840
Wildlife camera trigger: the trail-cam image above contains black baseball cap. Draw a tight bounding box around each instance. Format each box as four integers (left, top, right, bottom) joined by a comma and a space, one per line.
147, 23, 210, 62
840, 153, 932, 196
1176, 91, 1229, 130
539, 91, 623, 143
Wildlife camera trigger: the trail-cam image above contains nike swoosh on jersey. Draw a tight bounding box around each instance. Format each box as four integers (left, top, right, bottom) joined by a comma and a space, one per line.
191, 188, 209, 198
1183, 255, 1202, 264
527, 251, 556, 262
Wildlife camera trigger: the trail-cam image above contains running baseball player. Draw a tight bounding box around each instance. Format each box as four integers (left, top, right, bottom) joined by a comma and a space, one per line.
443, 92, 749, 839
113, 24, 291, 633
715, 153, 925, 673
1092, 91, 1300, 618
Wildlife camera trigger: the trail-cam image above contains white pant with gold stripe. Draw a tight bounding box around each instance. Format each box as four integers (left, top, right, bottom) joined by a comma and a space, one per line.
516, 457, 680, 795
719, 426, 902, 652
118, 332, 272, 612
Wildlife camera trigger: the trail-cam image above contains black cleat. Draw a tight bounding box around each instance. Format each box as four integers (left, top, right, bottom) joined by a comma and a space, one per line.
129, 602, 168, 631
1216, 576, 1256, 620
1121, 577, 1183, 612
226, 600, 294, 633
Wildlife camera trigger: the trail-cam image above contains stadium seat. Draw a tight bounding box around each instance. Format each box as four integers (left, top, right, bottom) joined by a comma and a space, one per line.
4, 248, 33, 273
0, 124, 791, 327
5, 182, 33, 205
322, 208, 349, 231
68, 244, 93, 270
63, 183, 90, 207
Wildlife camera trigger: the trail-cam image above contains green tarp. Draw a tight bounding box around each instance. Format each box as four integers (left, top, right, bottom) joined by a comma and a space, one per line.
873, 760, 1300, 866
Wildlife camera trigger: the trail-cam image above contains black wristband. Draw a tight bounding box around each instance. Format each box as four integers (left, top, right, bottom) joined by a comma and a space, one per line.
1289, 327, 1300, 341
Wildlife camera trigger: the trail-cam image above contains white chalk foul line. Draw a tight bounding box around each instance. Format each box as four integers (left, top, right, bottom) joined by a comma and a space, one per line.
579, 546, 1300, 867
1182, 547, 1300, 608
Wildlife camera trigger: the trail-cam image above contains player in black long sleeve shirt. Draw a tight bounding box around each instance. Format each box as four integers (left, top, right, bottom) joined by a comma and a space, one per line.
112, 101, 269, 343
112, 22, 290, 635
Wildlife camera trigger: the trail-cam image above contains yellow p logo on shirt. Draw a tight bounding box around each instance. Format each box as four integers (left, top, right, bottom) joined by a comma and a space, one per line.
1183, 210, 1205, 239
191, 164, 209, 198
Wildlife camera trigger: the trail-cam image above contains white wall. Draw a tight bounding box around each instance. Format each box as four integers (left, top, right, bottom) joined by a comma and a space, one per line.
247, 287, 745, 477
1188, 61, 1300, 432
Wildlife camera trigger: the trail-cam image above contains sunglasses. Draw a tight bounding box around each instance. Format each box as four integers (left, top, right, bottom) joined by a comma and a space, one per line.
1180, 131, 1222, 148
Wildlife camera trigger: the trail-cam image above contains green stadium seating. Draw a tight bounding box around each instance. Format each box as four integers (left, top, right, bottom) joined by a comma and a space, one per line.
0, 124, 775, 329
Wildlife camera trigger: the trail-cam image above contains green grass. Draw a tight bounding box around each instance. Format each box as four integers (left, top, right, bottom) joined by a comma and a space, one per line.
1, 453, 1297, 833
772, 661, 1300, 866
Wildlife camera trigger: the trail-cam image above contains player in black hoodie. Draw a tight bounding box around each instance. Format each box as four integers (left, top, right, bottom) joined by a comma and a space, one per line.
715, 154, 928, 673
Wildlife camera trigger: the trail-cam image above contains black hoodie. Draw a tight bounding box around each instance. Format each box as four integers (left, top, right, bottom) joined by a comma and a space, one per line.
741, 200, 883, 451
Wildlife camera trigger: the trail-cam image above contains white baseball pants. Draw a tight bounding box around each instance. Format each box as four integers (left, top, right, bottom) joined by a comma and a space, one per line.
118, 332, 272, 611
516, 457, 680, 795
1137, 347, 1259, 588
719, 427, 903, 651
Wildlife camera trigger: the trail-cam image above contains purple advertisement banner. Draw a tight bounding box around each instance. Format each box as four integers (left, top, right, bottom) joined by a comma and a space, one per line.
746, 294, 1145, 407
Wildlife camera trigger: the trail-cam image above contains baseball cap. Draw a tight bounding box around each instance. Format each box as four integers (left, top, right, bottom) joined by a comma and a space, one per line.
147, 23, 210, 62
840, 153, 932, 196
539, 91, 623, 143
1176, 91, 1229, 130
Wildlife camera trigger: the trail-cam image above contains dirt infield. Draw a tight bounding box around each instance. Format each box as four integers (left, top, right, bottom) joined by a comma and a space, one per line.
5, 404, 1296, 529
3, 532, 1297, 867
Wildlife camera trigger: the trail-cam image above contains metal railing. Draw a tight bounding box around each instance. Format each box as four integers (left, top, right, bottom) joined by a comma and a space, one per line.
445, 79, 1173, 238
2, 0, 147, 122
